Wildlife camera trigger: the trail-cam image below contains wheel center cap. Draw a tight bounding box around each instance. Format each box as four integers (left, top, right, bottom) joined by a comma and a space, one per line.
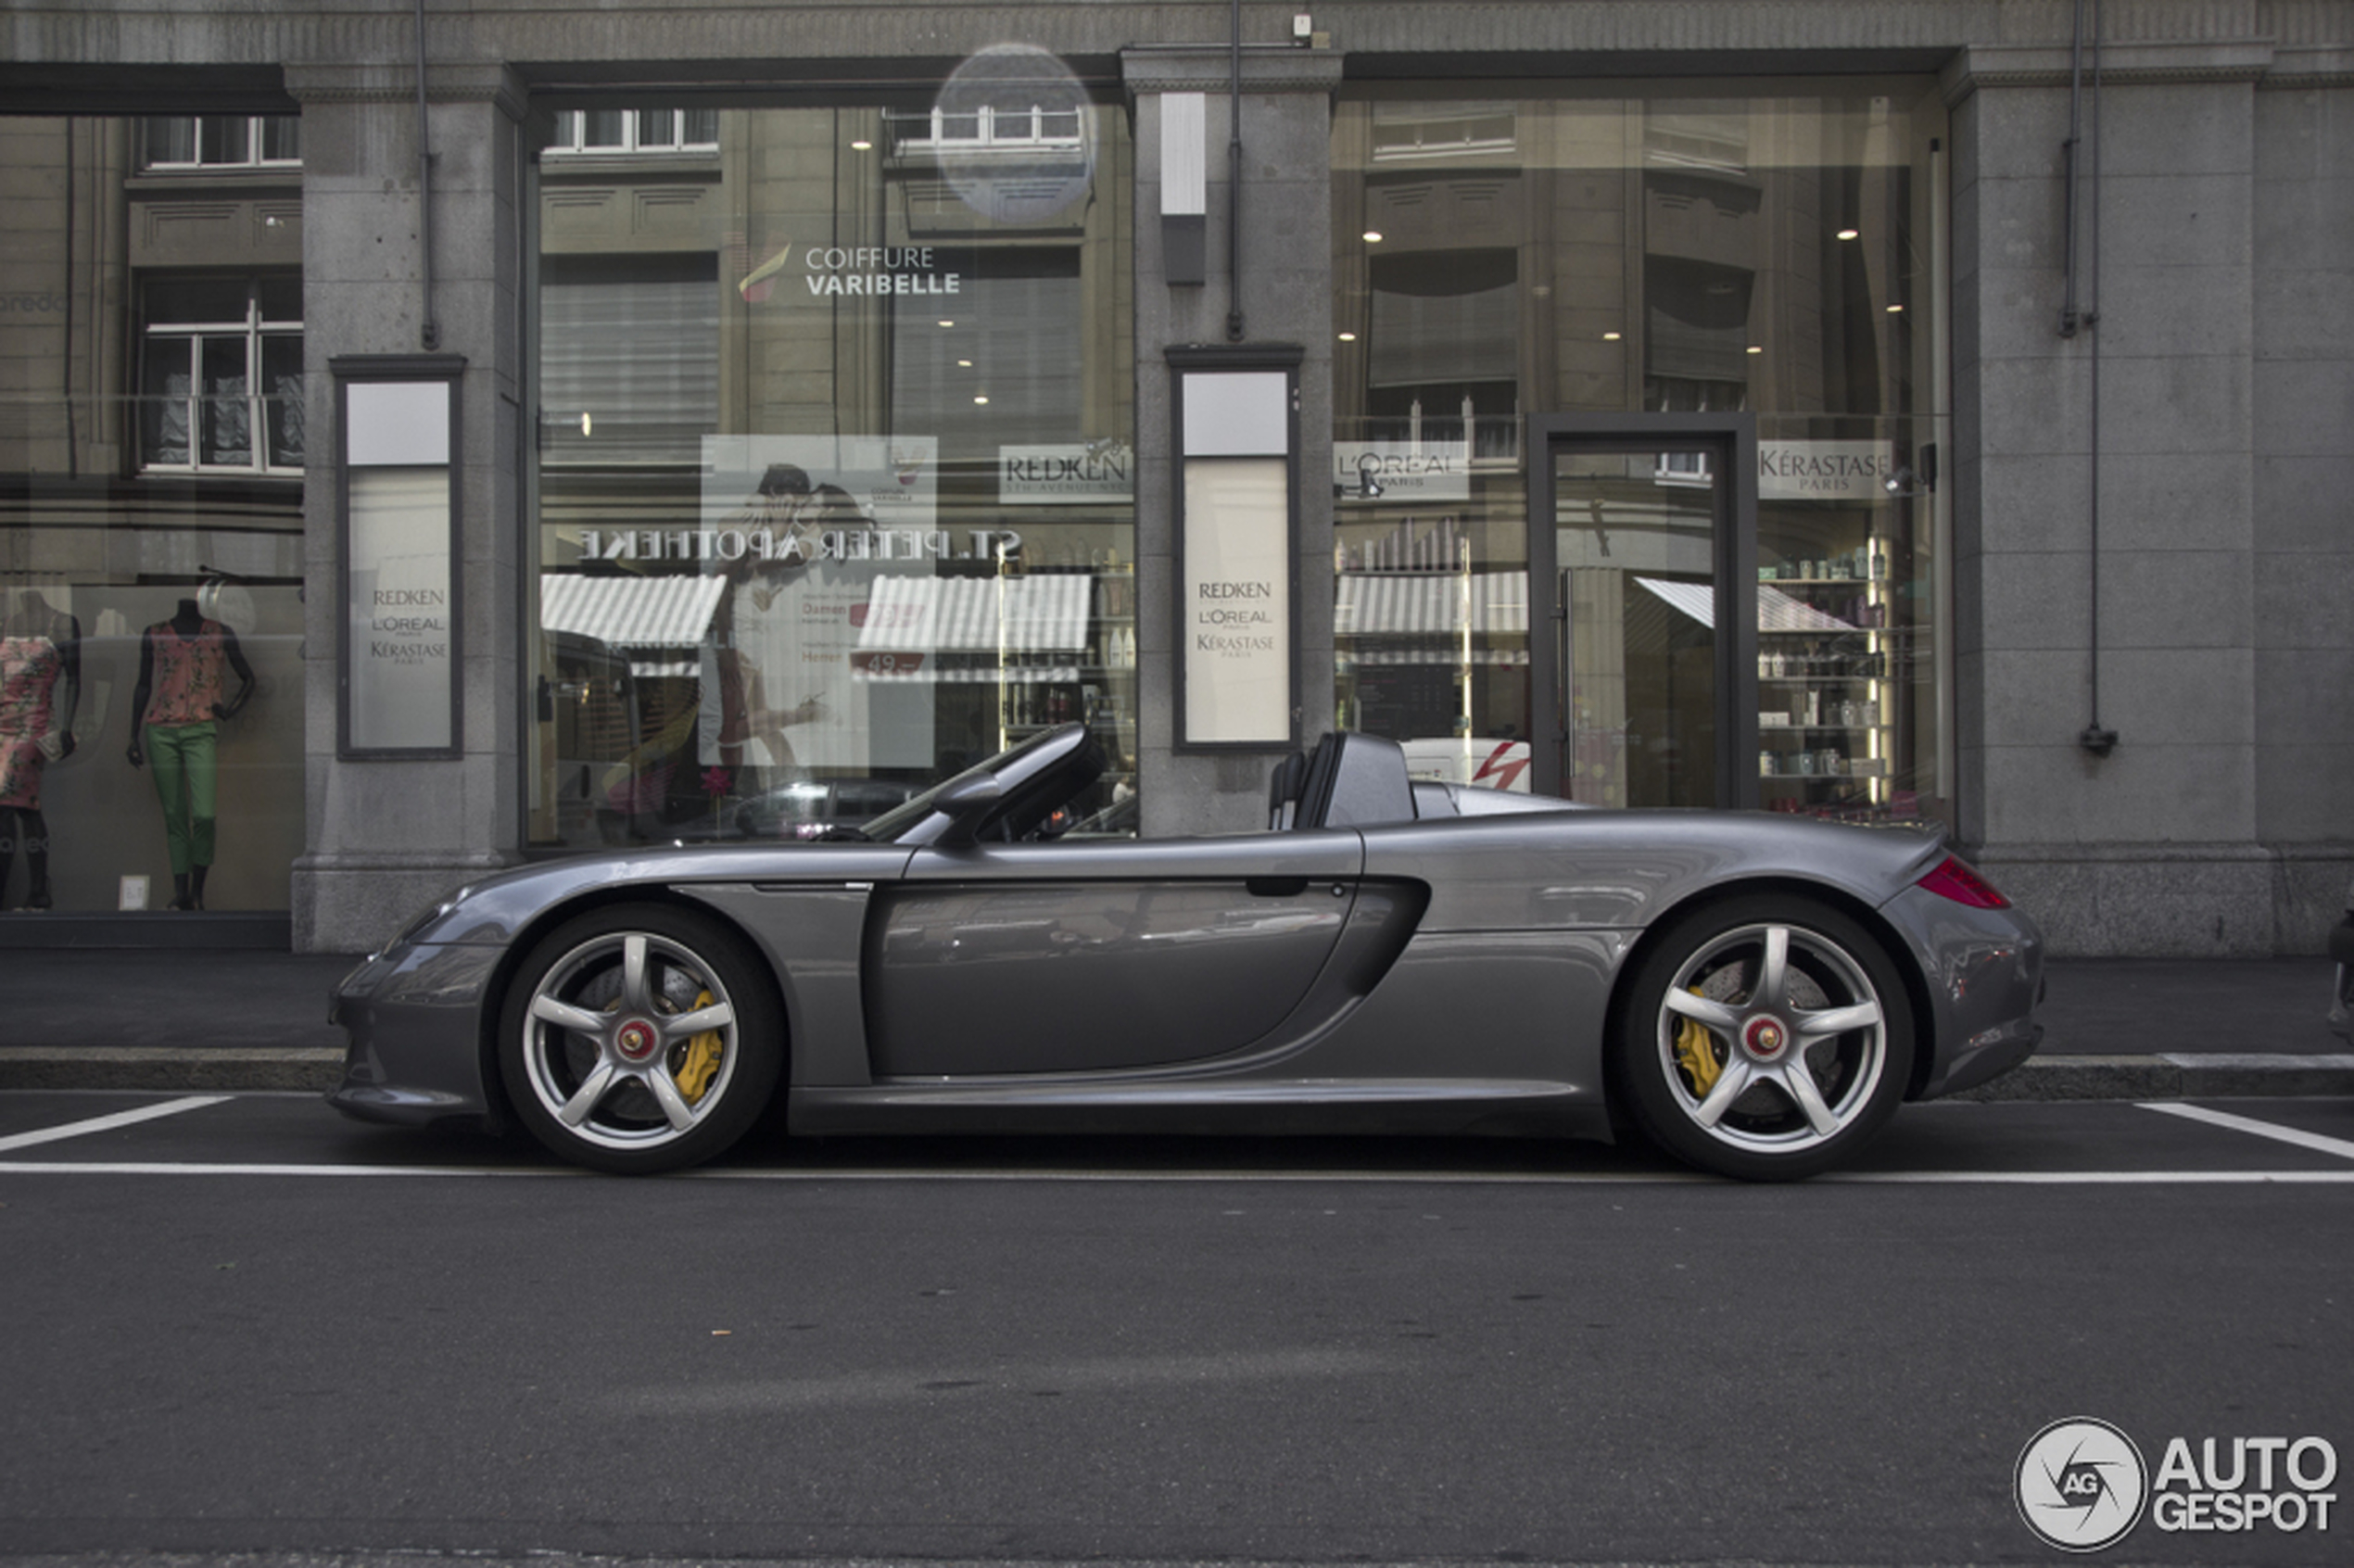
614, 1018, 660, 1062
1742, 1017, 1789, 1059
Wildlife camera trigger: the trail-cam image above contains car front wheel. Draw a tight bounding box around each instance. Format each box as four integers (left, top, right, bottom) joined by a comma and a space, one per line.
1616, 896, 1914, 1181
498, 904, 781, 1174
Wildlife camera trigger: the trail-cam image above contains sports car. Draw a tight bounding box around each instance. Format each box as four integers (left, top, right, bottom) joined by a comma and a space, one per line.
328, 723, 2044, 1181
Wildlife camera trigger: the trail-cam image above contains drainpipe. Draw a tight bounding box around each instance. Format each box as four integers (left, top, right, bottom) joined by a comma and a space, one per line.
1225, 0, 1245, 342
2062, 0, 2114, 755
415, 0, 440, 350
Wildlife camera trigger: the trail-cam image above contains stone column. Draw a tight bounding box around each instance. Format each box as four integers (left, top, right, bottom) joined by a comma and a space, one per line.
1945, 42, 2283, 954
1124, 44, 1344, 837
286, 64, 526, 953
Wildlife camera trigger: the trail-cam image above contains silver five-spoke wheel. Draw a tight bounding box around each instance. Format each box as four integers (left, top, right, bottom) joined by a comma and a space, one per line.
1617, 896, 1913, 1180
499, 905, 780, 1173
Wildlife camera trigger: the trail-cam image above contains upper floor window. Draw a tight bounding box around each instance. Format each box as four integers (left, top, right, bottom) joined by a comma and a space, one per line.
1370, 103, 1516, 162
545, 108, 720, 157
887, 102, 1085, 152
139, 276, 304, 475
142, 116, 300, 171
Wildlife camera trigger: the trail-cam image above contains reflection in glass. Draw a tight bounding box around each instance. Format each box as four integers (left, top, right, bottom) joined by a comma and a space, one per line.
1556, 449, 1717, 809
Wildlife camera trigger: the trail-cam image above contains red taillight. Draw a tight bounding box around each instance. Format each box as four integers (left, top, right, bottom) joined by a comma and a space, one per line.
1917, 854, 2010, 909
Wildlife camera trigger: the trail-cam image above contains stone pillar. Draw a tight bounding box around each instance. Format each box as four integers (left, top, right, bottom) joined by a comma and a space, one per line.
1124, 45, 1344, 837
2252, 51, 2354, 942
1945, 42, 2295, 954
286, 64, 526, 954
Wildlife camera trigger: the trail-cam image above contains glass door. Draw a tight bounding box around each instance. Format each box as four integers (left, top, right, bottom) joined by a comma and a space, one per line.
1529, 416, 1756, 807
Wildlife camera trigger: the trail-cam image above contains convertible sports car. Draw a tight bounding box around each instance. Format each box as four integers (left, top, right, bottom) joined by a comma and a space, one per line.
329, 724, 2043, 1181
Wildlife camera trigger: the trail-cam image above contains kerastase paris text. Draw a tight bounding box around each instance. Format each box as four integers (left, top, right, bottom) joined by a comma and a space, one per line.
2150, 1435, 2336, 1534
576, 527, 1021, 563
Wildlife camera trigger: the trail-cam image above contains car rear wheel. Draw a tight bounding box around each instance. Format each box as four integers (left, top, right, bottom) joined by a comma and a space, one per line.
1616, 895, 1913, 1181
498, 904, 781, 1174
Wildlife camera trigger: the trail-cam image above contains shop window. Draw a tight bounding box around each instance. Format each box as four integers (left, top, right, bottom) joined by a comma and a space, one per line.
545, 108, 720, 157
138, 276, 304, 474
141, 115, 300, 171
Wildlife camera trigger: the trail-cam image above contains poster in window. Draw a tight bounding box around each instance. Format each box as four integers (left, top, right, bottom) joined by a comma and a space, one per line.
694, 435, 941, 776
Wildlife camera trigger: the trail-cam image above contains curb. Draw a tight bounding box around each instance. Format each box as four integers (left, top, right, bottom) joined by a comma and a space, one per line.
0, 1048, 346, 1093
3, 1048, 2352, 1101
1956, 1053, 2354, 1103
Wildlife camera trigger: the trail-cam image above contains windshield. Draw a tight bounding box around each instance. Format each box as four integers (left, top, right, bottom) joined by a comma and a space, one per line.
855, 726, 1083, 843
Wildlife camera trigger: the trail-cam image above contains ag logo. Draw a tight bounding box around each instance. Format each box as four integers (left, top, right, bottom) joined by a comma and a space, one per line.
2017, 1418, 2149, 1552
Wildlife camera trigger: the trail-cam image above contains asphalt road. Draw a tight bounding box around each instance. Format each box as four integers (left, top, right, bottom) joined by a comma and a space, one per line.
3, 1093, 2351, 1568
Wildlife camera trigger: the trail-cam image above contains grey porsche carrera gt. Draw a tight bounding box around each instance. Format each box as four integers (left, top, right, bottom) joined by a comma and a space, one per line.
328, 723, 2043, 1181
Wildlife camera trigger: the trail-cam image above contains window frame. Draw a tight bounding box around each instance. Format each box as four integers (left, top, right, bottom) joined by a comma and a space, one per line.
139, 276, 305, 477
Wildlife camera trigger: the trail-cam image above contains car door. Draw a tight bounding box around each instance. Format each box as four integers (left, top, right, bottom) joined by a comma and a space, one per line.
866, 831, 1366, 1076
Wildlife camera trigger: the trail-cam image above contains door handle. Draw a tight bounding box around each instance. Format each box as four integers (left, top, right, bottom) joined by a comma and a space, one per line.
1245, 876, 1310, 897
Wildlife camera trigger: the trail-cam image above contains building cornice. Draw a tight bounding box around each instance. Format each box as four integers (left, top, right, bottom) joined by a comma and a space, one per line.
283, 63, 529, 121
1122, 44, 1348, 97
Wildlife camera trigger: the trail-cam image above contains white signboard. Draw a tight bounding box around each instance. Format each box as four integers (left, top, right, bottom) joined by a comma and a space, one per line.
1333, 442, 1472, 504
1183, 458, 1291, 744
1758, 439, 1897, 500
998, 443, 1133, 504
346, 467, 453, 752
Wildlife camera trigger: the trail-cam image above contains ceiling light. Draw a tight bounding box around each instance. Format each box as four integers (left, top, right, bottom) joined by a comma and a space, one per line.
1602, 331, 1622, 341
1886, 303, 1905, 313
1337, 331, 1357, 342
957, 358, 973, 368
938, 319, 956, 328
850, 139, 873, 151
973, 395, 990, 405
1746, 345, 1763, 355
1362, 230, 1384, 243
1838, 228, 1860, 241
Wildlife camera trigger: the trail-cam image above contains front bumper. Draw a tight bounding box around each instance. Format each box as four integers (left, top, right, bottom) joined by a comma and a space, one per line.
325, 941, 506, 1129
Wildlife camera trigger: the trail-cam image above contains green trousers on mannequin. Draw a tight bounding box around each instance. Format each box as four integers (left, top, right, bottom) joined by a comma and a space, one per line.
145, 719, 218, 876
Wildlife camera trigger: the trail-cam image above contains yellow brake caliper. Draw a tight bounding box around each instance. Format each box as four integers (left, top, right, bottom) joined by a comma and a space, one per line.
673, 988, 725, 1104
1672, 984, 1722, 1098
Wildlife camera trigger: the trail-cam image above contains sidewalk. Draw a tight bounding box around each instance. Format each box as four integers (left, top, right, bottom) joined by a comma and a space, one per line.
0, 946, 2348, 1098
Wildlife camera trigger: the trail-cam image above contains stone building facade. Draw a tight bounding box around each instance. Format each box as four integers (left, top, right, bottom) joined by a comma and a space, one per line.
0, 1, 2347, 956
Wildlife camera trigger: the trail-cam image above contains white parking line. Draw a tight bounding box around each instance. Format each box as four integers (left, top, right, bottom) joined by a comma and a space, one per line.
0, 1158, 2351, 1184
0, 1094, 231, 1154
2141, 1101, 2354, 1162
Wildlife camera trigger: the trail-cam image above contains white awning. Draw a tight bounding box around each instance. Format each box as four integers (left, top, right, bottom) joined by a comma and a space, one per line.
541, 573, 728, 677
854, 573, 1093, 653
1635, 577, 1854, 633
1335, 570, 1529, 639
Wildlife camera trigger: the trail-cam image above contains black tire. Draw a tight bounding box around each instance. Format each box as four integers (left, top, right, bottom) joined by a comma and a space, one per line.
1614, 894, 1914, 1181
497, 904, 782, 1174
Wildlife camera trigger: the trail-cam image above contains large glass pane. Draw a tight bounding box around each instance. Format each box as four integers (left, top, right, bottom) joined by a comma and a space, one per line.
1556, 448, 1719, 808
199, 335, 250, 467
3, 116, 307, 912
1332, 418, 1531, 790
261, 335, 304, 467
140, 337, 193, 467
531, 96, 1134, 850
1333, 81, 1947, 823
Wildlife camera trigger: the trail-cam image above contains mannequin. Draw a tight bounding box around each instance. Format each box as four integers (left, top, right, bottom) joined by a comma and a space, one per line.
0, 588, 82, 910
127, 597, 253, 911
